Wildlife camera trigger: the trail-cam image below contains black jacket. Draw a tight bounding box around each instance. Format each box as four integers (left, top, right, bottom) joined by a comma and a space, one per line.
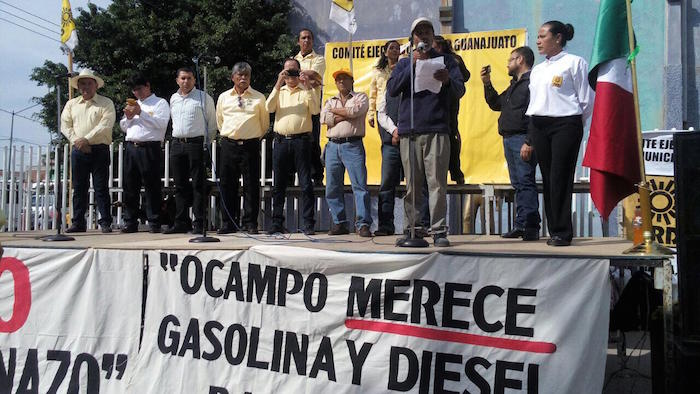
484, 71, 531, 142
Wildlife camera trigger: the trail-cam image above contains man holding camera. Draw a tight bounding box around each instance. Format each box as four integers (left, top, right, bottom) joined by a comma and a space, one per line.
265, 58, 319, 235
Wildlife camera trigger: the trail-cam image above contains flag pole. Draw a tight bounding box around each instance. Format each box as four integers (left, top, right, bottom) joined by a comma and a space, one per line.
67, 52, 74, 100
623, 0, 672, 255
349, 31, 353, 72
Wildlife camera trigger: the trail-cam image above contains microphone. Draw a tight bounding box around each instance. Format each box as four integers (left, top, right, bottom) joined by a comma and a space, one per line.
55, 71, 80, 79
416, 42, 428, 53
194, 54, 221, 65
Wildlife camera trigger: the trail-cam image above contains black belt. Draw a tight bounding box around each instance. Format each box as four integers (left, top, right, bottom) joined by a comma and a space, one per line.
173, 136, 204, 143
223, 136, 259, 145
127, 140, 160, 147
274, 132, 311, 140
328, 136, 362, 144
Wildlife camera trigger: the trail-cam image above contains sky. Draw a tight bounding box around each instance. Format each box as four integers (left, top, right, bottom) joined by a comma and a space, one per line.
0, 0, 112, 152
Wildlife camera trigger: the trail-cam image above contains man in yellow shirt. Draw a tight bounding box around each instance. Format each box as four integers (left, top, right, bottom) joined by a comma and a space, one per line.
294, 28, 326, 186
216, 62, 269, 235
265, 58, 319, 235
61, 69, 116, 233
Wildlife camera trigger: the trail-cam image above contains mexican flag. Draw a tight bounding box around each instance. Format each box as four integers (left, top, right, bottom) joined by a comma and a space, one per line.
582, 0, 640, 219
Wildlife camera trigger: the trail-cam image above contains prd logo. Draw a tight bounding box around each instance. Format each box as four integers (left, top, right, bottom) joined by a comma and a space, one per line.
0, 257, 31, 333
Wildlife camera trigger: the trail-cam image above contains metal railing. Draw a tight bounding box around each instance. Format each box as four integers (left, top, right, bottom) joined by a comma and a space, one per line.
0, 140, 616, 237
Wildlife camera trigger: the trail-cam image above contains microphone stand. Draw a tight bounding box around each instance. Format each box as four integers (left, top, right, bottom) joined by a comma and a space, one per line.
190, 55, 219, 243
397, 41, 429, 248
42, 77, 74, 241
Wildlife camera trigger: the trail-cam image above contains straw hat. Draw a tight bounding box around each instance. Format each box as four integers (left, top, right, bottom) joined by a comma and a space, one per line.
70, 69, 105, 89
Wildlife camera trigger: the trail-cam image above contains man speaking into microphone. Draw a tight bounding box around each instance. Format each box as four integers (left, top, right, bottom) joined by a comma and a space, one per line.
387, 18, 465, 247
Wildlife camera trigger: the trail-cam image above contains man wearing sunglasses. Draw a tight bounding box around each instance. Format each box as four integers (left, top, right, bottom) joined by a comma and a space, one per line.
216, 62, 269, 235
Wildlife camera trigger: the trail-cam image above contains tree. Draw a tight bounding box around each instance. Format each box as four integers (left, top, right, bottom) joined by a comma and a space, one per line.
32, 0, 297, 141
30, 61, 69, 144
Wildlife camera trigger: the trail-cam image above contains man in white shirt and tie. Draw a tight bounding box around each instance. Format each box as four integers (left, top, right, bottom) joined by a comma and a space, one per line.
119, 73, 170, 233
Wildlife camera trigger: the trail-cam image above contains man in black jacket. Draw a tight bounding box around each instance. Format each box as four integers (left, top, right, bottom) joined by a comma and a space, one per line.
481, 46, 541, 241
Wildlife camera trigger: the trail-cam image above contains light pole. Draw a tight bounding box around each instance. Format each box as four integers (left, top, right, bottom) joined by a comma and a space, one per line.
8, 102, 42, 170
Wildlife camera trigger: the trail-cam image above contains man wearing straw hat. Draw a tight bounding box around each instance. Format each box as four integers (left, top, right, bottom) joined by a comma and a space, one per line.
61, 69, 116, 233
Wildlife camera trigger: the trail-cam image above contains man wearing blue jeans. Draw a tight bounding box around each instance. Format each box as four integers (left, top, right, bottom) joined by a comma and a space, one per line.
321, 69, 372, 237
481, 46, 541, 240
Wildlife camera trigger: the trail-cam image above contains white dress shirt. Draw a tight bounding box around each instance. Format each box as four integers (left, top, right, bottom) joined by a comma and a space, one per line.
170, 88, 217, 139
119, 94, 170, 142
376, 101, 397, 135
526, 51, 594, 122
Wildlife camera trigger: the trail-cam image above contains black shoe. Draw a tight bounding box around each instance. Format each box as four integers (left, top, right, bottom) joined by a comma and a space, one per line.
149, 225, 161, 233
547, 236, 571, 246
163, 225, 191, 234
328, 223, 350, 235
192, 225, 204, 235
433, 233, 450, 247
101, 224, 113, 233
120, 225, 138, 234
246, 226, 259, 235
65, 224, 86, 233
357, 225, 372, 238
217, 225, 237, 235
501, 228, 524, 239
373, 227, 394, 236
522, 228, 540, 241
267, 224, 285, 235
303, 227, 315, 236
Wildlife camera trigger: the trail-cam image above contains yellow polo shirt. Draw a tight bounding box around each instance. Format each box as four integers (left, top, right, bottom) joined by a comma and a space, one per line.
295, 50, 326, 99
266, 85, 320, 135
61, 94, 116, 145
216, 86, 269, 140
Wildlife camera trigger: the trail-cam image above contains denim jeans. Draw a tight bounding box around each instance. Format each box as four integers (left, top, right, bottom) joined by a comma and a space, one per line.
71, 144, 112, 227
325, 140, 371, 229
503, 134, 540, 229
377, 144, 402, 232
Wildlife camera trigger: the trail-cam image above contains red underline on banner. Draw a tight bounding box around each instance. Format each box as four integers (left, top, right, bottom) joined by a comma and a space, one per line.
345, 319, 556, 354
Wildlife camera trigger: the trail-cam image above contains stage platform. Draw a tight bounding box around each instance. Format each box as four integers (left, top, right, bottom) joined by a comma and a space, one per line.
0, 229, 669, 261
0, 230, 675, 392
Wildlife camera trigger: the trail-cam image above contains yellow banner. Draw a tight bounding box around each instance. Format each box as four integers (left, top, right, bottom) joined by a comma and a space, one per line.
322, 28, 527, 184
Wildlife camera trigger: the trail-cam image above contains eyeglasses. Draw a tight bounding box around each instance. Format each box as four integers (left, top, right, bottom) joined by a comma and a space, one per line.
238, 96, 244, 108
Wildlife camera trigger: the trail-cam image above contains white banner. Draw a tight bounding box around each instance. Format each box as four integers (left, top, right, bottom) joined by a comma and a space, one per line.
128, 246, 611, 393
0, 248, 143, 393
643, 130, 684, 176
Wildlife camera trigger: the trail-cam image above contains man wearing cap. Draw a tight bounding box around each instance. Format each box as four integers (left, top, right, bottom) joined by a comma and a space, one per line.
216, 62, 269, 235
165, 67, 217, 235
119, 72, 170, 234
387, 17, 466, 247
321, 69, 371, 237
265, 58, 319, 235
61, 69, 116, 233
294, 28, 326, 186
